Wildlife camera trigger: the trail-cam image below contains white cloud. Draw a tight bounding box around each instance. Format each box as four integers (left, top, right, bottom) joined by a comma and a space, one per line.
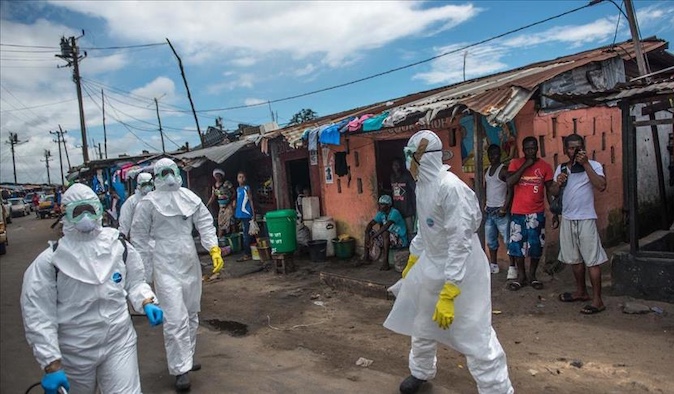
413, 5, 674, 86
206, 73, 255, 94
85, 53, 128, 74
294, 63, 316, 77
48, 1, 481, 67
413, 44, 508, 85
244, 98, 267, 106
130, 76, 176, 101
231, 57, 258, 67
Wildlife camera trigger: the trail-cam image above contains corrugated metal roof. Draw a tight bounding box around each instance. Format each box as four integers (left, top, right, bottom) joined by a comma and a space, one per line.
543, 79, 674, 105
174, 135, 261, 167
268, 39, 671, 146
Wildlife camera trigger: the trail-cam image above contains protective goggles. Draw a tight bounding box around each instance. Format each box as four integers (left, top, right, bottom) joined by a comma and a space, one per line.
138, 179, 153, 188
156, 166, 179, 180
403, 147, 443, 162
64, 199, 103, 223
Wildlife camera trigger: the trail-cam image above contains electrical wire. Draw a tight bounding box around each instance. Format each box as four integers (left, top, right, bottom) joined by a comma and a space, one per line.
81, 82, 160, 152
0, 42, 166, 50
175, 0, 609, 113
611, 0, 624, 47
0, 85, 50, 122
0, 98, 78, 112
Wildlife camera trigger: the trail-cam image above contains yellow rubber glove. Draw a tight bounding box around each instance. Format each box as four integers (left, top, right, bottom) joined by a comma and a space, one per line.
432, 283, 461, 330
401, 255, 419, 279
210, 246, 224, 274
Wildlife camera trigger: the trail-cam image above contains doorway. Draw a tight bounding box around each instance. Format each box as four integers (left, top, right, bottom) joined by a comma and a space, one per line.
286, 158, 311, 207
375, 139, 408, 197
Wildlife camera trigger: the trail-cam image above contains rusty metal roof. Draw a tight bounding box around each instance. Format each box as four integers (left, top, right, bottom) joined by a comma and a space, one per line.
268, 38, 671, 147
542, 78, 674, 105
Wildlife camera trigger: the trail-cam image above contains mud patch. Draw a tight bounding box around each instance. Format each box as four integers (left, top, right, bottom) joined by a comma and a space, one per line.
204, 319, 249, 337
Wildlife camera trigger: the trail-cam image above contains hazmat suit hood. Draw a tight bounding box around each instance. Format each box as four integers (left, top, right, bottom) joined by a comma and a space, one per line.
143, 158, 201, 217
406, 130, 448, 184
136, 172, 153, 196
54, 183, 119, 285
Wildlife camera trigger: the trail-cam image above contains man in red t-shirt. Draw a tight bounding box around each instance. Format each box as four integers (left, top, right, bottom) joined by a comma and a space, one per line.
506, 137, 553, 291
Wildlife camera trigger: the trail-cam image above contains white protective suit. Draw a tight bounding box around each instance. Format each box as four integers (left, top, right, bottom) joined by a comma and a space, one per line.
119, 172, 154, 281
21, 183, 156, 394
131, 158, 218, 376
384, 130, 513, 394
118, 172, 153, 238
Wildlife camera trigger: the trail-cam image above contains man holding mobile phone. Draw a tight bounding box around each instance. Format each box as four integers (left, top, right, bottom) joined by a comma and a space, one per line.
551, 134, 608, 314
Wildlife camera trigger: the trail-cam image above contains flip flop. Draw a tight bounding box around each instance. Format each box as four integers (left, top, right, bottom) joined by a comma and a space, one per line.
559, 292, 591, 303
531, 280, 544, 290
580, 305, 606, 315
507, 281, 524, 291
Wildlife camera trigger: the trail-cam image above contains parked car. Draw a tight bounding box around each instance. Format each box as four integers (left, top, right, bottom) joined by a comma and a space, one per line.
0, 203, 7, 255
38, 194, 61, 219
1, 198, 10, 224
8, 198, 31, 217
24, 192, 36, 211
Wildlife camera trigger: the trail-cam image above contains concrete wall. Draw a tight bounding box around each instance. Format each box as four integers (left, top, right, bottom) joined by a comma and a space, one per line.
631, 103, 674, 236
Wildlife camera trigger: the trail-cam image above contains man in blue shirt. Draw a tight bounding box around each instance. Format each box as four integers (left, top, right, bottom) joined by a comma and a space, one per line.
364, 195, 408, 271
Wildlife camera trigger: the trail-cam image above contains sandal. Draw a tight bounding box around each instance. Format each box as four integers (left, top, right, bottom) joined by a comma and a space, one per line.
236, 255, 252, 262
531, 280, 544, 290
507, 281, 524, 291
580, 305, 606, 315
558, 292, 591, 303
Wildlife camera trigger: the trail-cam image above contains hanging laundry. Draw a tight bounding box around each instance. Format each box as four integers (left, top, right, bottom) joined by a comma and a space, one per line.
339, 117, 357, 133
362, 111, 389, 132
383, 107, 422, 128
334, 152, 348, 177
319, 123, 341, 145
308, 127, 320, 151
347, 114, 374, 132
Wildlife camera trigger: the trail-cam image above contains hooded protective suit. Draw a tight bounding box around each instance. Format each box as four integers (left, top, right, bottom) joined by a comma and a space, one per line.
21, 183, 157, 394
118, 172, 153, 238
131, 158, 218, 376
384, 130, 513, 394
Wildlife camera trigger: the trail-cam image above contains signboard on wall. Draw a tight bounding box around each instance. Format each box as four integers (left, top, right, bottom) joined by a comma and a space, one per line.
310, 150, 318, 165
324, 165, 334, 184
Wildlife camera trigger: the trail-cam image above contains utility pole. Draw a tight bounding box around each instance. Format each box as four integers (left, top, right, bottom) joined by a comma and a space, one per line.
624, 0, 649, 77
98, 143, 103, 160
56, 31, 89, 163
41, 150, 52, 185
154, 97, 166, 153
166, 38, 204, 146
102, 89, 108, 159
5, 132, 25, 184
49, 129, 65, 185
58, 125, 71, 170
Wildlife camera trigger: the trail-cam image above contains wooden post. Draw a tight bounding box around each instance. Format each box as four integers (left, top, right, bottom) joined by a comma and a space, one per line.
648, 112, 670, 229
622, 101, 639, 255
473, 112, 486, 250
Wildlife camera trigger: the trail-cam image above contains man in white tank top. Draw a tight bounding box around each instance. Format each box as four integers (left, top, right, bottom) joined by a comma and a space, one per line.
484, 145, 516, 279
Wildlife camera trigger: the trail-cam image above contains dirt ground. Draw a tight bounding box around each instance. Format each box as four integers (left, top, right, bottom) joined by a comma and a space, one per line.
200, 254, 674, 394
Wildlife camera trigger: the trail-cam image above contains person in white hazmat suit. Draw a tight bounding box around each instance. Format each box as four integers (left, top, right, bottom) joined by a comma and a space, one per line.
131, 158, 224, 391
21, 183, 164, 394
384, 130, 513, 394
118, 172, 153, 239
118, 172, 154, 282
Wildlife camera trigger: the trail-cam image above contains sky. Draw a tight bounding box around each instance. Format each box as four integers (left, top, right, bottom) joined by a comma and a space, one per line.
1, 0, 673, 184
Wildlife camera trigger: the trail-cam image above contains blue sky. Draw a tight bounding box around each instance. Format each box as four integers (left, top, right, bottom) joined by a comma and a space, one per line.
1, 0, 673, 184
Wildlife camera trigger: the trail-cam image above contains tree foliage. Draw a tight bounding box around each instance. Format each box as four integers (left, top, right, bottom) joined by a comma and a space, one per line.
288, 108, 318, 125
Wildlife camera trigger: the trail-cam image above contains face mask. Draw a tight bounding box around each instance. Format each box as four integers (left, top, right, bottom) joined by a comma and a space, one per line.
74, 216, 98, 232
403, 138, 430, 180
165, 175, 177, 187
140, 185, 153, 195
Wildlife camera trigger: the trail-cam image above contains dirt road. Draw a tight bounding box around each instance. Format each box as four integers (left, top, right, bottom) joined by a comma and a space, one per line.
2, 215, 673, 393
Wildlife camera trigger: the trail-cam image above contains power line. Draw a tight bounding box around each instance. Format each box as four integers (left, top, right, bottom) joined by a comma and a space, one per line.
0, 98, 78, 112
0, 42, 166, 50
80, 82, 160, 152
183, 0, 607, 113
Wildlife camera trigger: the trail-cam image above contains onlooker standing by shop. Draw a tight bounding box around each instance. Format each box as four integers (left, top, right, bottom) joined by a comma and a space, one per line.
390, 158, 417, 241
234, 171, 255, 261
506, 137, 554, 291
552, 134, 608, 314
207, 169, 235, 241
32, 192, 40, 218
484, 144, 516, 278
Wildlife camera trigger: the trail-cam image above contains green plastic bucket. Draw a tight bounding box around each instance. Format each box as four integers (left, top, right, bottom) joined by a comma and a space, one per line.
332, 238, 355, 259
227, 233, 242, 253
265, 209, 297, 254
